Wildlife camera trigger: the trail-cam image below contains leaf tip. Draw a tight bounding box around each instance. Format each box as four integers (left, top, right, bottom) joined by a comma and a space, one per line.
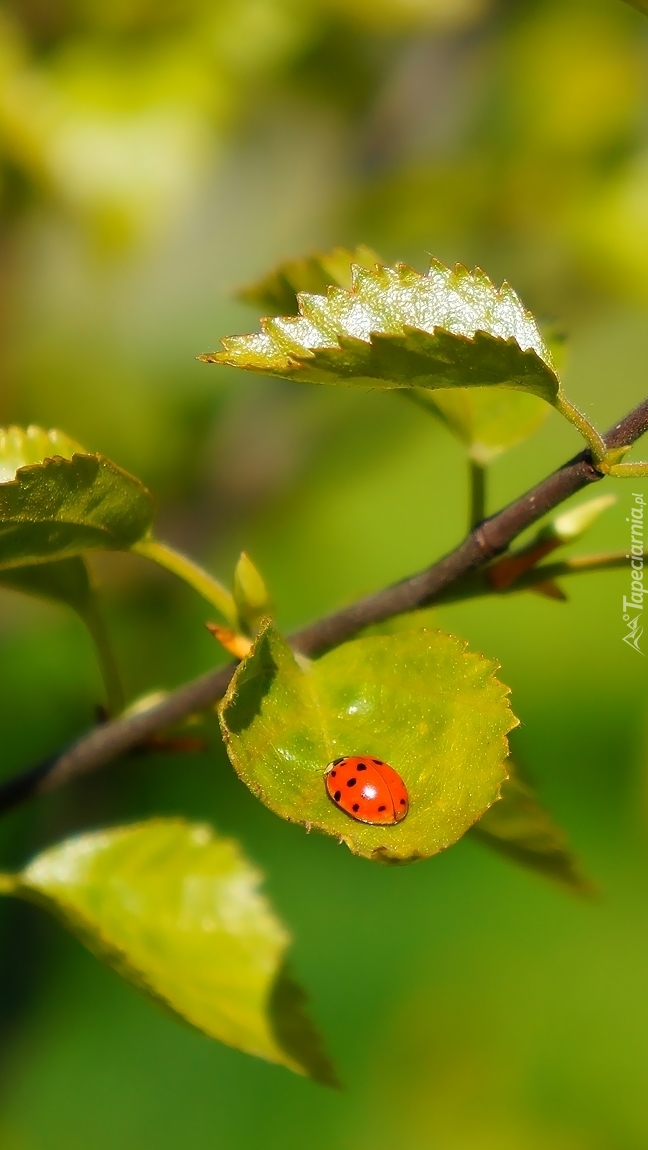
269, 965, 341, 1088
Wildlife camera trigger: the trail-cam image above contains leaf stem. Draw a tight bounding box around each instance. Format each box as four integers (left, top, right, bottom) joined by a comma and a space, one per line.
555, 395, 606, 462
399, 388, 444, 422
133, 537, 237, 625
78, 598, 125, 717
469, 460, 487, 529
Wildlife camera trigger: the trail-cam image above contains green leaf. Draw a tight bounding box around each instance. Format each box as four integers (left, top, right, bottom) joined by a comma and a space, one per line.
235, 251, 550, 460
233, 551, 272, 634
0, 555, 125, 713
411, 387, 549, 464
0, 425, 154, 570
0, 555, 93, 613
622, 0, 648, 14
470, 767, 593, 894
0, 425, 86, 483
219, 622, 517, 864
5, 819, 335, 1080
269, 966, 340, 1087
236, 245, 382, 316
202, 260, 560, 405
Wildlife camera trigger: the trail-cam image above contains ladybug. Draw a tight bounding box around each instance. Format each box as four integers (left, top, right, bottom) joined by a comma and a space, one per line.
325, 756, 409, 826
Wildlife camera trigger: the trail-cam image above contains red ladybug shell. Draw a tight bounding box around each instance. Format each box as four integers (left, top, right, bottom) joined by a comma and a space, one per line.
325, 756, 409, 825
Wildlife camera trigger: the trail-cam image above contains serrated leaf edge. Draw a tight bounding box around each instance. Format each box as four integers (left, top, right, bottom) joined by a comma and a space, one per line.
202, 259, 559, 398
0, 452, 154, 557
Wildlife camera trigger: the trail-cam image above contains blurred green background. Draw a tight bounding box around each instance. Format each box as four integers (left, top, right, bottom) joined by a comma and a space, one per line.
0, 0, 647, 1145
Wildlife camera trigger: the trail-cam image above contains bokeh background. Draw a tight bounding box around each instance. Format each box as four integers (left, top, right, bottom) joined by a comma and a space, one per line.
0, 0, 647, 1146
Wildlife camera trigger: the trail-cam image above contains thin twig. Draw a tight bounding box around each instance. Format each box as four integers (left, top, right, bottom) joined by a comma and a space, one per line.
435, 550, 643, 605
1, 397, 647, 818
469, 459, 487, 531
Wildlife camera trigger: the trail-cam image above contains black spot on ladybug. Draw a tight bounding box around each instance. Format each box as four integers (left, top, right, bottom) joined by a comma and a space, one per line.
332, 757, 345, 765
346, 778, 357, 787
334, 791, 341, 802
378, 805, 386, 812
400, 799, 406, 805
330, 771, 337, 778
373, 759, 383, 765
357, 763, 367, 771
352, 804, 360, 812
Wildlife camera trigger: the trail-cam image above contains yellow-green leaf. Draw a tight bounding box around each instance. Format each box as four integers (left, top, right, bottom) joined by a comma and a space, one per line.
236, 245, 381, 316
470, 768, 593, 894
235, 251, 550, 459
0, 425, 153, 569
202, 260, 560, 405
0, 425, 85, 483
413, 386, 549, 464
268, 966, 340, 1087
233, 551, 272, 634
4, 819, 336, 1081
219, 623, 517, 864
548, 493, 617, 544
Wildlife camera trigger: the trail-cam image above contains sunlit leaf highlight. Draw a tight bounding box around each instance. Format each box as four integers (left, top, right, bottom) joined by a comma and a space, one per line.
0, 425, 85, 483
203, 260, 560, 405
236, 250, 551, 460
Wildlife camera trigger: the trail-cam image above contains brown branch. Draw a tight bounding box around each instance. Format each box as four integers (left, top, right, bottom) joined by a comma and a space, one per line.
1, 396, 647, 818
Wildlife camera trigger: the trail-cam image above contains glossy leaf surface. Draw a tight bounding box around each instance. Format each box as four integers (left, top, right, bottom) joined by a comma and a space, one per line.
10, 820, 334, 1079
235, 251, 550, 460
203, 260, 560, 404
237, 245, 381, 316
470, 769, 592, 894
0, 426, 154, 569
220, 623, 517, 863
